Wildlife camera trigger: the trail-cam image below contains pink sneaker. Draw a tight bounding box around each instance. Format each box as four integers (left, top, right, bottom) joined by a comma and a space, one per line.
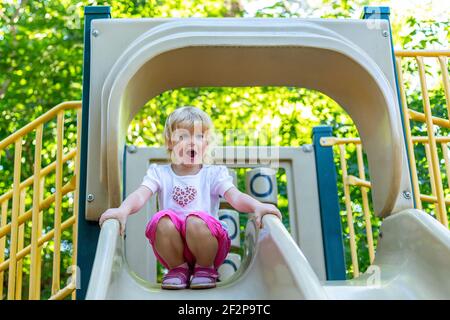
161, 266, 191, 290
190, 266, 219, 289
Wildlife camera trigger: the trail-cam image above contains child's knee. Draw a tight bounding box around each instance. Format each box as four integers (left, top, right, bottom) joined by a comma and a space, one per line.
156, 216, 178, 236
185, 216, 212, 238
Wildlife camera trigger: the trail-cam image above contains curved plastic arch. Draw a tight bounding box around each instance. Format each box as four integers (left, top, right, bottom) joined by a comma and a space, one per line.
94, 19, 410, 218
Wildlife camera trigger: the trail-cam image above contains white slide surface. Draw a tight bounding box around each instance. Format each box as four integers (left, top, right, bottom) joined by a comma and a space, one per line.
86, 209, 450, 300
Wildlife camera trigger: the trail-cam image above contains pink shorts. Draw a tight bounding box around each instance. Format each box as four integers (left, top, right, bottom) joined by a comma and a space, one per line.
145, 209, 231, 270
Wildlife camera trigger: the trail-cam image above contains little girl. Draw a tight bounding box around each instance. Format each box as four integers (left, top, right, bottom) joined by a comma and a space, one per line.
99, 106, 282, 290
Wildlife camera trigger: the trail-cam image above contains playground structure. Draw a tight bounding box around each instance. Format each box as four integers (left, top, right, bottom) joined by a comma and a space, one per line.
0, 6, 449, 300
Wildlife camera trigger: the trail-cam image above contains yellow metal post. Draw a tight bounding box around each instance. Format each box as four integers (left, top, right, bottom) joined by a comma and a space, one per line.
416, 56, 449, 226
15, 189, 26, 300
442, 142, 450, 189
395, 57, 423, 209
356, 144, 375, 263
0, 146, 5, 298
71, 108, 82, 300
424, 143, 438, 201
52, 112, 64, 295
7, 138, 23, 299
35, 178, 44, 299
0, 200, 8, 298
29, 124, 43, 300
339, 144, 359, 277
437, 56, 450, 121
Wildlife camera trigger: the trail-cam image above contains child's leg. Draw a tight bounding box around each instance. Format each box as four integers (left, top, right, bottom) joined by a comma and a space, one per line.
185, 215, 218, 267
145, 210, 186, 269
183, 212, 231, 289
183, 212, 231, 269
154, 217, 185, 268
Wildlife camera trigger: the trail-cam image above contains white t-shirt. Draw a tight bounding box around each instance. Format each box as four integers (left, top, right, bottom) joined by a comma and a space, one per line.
140, 163, 235, 218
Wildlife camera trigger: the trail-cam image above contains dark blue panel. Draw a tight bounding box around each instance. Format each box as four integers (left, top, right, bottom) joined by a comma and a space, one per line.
76, 6, 111, 300
312, 126, 346, 280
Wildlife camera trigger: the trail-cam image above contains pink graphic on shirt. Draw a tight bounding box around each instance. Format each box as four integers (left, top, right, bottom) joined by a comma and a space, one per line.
172, 185, 197, 207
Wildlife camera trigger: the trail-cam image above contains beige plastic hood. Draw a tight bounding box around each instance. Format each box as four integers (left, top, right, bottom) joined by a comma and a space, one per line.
85, 18, 413, 220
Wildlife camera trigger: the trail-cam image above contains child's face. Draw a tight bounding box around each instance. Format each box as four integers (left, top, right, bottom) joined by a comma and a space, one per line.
169, 122, 209, 166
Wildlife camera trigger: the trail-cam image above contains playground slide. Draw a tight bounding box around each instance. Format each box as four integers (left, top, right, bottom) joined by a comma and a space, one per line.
86, 209, 450, 300
86, 214, 328, 299
323, 209, 450, 299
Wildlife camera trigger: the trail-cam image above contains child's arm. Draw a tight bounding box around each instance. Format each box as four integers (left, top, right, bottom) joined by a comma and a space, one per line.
99, 185, 153, 235
223, 187, 282, 229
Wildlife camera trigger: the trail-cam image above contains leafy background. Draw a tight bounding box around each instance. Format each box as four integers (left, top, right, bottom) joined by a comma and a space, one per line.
0, 0, 449, 298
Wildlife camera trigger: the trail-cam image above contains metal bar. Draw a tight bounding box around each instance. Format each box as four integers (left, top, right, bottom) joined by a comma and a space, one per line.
29, 124, 43, 300
35, 177, 44, 299
51, 112, 64, 295
356, 145, 375, 263
395, 50, 450, 57
424, 143, 437, 198
437, 56, 450, 120
0, 176, 76, 239
71, 108, 83, 300
395, 57, 422, 209
408, 109, 450, 128
412, 136, 450, 143
346, 175, 371, 188
7, 138, 23, 299
0, 136, 5, 299
49, 281, 76, 300
320, 137, 361, 147
442, 142, 450, 192
416, 56, 448, 226
0, 102, 81, 151
322, 136, 450, 145
0, 149, 76, 204
420, 194, 450, 205
15, 189, 26, 300
424, 143, 442, 221
0, 216, 76, 272
70, 267, 77, 300
0, 200, 8, 297
339, 144, 359, 277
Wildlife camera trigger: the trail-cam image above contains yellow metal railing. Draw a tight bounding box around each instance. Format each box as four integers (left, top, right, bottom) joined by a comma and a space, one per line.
0, 101, 81, 300
321, 50, 450, 277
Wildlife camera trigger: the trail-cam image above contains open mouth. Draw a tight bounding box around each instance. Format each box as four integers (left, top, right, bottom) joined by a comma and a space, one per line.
187, 149, 197, 159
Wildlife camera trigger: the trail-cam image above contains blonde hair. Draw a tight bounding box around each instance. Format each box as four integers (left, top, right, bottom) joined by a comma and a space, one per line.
163, 106, 216, 164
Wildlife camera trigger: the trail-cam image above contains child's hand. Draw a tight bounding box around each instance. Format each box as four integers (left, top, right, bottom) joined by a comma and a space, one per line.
253, 203, 282, 229
99, 208, 129, 236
